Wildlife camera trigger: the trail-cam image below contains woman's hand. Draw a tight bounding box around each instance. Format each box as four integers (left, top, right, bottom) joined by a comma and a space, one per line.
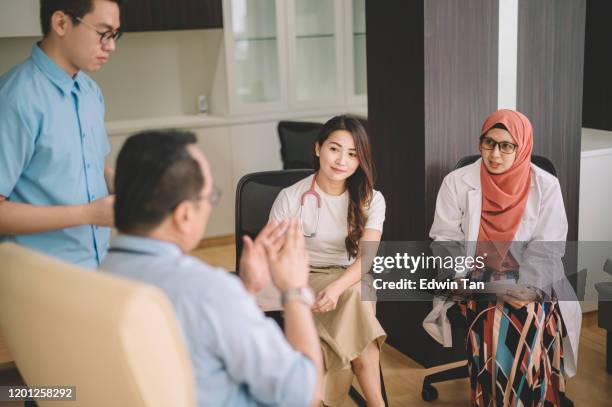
312, 283, 343, 313
503, 286, 541, 309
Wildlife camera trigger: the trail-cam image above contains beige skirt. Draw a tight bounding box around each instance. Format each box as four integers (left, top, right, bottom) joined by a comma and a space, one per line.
309, 266, 386, 406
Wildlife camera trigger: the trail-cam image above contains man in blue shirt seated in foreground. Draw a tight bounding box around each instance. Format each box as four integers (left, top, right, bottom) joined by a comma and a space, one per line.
100, 130, 322, 406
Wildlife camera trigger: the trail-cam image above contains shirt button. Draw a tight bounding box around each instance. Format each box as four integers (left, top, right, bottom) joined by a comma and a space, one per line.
82, 133, 86, 139
91, 194, 96, 200
86, 163, 91, 169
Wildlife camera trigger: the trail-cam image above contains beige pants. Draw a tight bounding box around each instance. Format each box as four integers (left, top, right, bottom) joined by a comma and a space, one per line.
309, 266, 386, 406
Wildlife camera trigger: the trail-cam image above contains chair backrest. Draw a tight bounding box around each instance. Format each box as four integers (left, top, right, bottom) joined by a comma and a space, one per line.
278, 121, 322, 169
604, 258, 612, 277
453, 154, 557, 176
235, 169, 314, 272
0, 243, 195, 407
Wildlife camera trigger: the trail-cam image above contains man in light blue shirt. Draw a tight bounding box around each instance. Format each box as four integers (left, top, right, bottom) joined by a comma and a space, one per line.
0, 0, 122, 268
100, 130, 323, 406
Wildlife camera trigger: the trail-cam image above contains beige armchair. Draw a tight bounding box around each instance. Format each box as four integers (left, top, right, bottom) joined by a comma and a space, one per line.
0, 243, 195, 407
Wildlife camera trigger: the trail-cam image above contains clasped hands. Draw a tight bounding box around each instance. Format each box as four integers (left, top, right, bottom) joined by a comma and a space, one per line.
239, 218, 342, 313
239, 219, 309, 294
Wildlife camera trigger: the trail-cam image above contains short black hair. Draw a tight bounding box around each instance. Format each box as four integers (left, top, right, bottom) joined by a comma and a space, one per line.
40, 0, 122, 36
114, 130, 204, 234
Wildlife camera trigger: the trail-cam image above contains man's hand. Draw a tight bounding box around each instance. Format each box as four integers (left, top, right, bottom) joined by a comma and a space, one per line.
86, 195, 115, 227
263, 219, 309, 292
239, 220, 287, 294
312, 283, 342, 313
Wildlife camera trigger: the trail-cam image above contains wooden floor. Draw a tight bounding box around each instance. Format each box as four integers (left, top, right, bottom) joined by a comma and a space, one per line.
1, 243, 610, 406
191, 244, 612, 406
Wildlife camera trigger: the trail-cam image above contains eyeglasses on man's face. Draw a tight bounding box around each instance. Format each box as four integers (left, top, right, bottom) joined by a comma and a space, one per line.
201, 186, 222, 207
479, 136, 518, 154
170, 186, 222, 212
74, 16, 122, 45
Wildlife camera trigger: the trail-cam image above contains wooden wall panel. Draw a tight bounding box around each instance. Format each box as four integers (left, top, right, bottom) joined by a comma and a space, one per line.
424, 0, 499, 227
517, 0, 586, 242
121, 0, 223, 32
366, 0, 426, 241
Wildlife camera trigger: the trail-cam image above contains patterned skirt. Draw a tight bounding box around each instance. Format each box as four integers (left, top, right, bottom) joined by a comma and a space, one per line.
459, 299, 566, 407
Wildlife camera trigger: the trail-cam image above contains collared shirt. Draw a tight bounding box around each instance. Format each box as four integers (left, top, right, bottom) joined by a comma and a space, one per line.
100, 235, 316, 407
0, 43, 110, 268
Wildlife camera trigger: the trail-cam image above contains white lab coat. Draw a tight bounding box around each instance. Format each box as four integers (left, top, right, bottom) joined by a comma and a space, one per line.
423, 158, 581, 377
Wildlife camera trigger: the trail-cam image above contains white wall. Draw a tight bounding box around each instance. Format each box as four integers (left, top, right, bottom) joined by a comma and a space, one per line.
0, 29, 225, 121
90, 29, 225, 120
0, 36, 38, 74
578, 131, 612, 311
497, 0, 518, 110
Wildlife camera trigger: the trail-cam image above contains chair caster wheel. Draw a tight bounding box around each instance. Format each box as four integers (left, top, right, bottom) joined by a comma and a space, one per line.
422, 383, 439, 402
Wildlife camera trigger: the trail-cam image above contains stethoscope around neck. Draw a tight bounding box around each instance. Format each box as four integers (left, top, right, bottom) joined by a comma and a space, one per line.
300, 174, 321, 238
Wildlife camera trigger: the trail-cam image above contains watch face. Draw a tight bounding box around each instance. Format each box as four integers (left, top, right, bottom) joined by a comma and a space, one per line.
283, 287, 315, 307
301, 287, 315, 305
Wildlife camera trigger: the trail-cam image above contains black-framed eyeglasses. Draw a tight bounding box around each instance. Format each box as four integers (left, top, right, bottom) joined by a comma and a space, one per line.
74, 16, 122, 44
479, 136, 518, 154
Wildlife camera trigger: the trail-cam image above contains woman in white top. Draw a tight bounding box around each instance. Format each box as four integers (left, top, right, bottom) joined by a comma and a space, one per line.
428, 109, 581, 406
270, 115, 386, 406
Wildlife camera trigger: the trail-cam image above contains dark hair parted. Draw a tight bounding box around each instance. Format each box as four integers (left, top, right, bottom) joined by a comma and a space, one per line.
40, 0, 122, 36
314, 115, 375, 259
114, 130, 204, 234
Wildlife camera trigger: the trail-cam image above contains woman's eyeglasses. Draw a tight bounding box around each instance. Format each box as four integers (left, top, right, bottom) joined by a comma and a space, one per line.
479, 136, 518, 154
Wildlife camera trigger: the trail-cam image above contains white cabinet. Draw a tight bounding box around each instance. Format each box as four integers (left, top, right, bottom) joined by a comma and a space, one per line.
345, 0, 367, 105
286, 0, 345, 109
222, 0, 289, 114
222, 0, 365, 115
578, 135, 612, 312
0, 0, 41, 38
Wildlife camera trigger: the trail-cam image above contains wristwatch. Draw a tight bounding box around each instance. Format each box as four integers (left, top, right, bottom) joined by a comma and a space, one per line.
281, 286, 315, 307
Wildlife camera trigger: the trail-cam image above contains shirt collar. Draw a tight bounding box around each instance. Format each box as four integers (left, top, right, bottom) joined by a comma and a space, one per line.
110, 234, 183, 257
31, 43, 85, 95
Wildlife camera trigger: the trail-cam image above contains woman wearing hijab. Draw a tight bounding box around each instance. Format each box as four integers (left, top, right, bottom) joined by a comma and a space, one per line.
427, 109, 581, 406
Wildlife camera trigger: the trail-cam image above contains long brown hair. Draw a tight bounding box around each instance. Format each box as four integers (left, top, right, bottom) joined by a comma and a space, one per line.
314, 115, 375, 259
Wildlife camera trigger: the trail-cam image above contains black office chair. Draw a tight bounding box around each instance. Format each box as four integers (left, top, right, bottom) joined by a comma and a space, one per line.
235, 169, 388, 407
235, 169, 315, 272
422, 154, 577, 406
277, 121, 322, 169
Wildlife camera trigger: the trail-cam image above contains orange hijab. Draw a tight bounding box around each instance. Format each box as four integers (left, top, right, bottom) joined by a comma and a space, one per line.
478, 110, 533, 266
